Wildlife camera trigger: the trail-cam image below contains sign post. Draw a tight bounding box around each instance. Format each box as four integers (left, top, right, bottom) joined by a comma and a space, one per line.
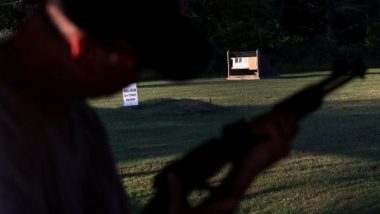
122, 83, 139, 107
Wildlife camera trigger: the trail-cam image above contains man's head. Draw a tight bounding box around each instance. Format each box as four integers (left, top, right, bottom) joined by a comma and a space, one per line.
49, 0, 212, 91
59, 0, 213, 79
5, 0, 212, 98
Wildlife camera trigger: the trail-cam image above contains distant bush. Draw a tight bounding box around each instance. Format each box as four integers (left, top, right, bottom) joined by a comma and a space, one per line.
0, 1, 24, 31
0, 29, 14, 44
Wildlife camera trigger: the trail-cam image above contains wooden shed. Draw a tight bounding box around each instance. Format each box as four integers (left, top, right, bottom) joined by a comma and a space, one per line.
227, 50, 279, 80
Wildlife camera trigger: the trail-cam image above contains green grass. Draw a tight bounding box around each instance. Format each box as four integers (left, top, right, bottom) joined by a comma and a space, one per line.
90, 69, 380, 213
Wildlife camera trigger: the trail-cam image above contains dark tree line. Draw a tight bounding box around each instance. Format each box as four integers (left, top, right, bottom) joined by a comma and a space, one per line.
0, 0, 24, 30
2, 0, 380, 72
283, 0, 380, 44
188, 0, 380, 72
0, 0, 39, 29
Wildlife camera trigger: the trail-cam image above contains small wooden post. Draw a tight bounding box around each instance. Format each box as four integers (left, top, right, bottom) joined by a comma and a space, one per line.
227, 50, 231, 79
256, 49, 260, 78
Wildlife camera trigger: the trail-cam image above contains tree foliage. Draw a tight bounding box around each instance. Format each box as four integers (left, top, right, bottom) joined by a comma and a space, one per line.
0, 0, 24, 30
1, 0, 380, 71
188, 0, 380, 71
188, 0, 282, 52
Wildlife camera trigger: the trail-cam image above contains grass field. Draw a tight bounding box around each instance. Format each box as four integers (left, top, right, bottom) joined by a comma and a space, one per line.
90, 69, 380, 214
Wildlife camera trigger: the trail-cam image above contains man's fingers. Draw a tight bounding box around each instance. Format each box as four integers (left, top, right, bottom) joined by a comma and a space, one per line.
167, 172, 184, 214
167, 111, 299, 214
252, 110, 299, 142
213, 111, 299, 200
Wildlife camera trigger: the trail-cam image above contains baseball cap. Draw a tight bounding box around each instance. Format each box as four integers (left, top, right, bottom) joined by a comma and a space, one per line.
61, 0, 214, 80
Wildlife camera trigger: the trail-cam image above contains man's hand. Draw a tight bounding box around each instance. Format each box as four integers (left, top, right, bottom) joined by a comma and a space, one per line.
166, 110, 299, 214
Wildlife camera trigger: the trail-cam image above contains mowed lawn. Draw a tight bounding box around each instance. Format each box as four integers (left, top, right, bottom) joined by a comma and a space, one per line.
90, 69, 380, 214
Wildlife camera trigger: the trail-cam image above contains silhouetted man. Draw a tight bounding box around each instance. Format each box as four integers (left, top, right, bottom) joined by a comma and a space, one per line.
0, 0, 298, 213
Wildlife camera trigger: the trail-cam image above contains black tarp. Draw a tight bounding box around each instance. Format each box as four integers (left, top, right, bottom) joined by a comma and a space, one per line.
257, 50, 280, 78
228, 50, 279, 79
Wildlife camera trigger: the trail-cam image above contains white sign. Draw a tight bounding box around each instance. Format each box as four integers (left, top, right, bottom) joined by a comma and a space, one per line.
231, 57, 250, 69
122, 83, 139, 107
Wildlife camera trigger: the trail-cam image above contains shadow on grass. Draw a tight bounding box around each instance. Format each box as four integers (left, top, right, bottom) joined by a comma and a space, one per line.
279, 71, 380, 80
137, 79, 239, 89
96, 98, 380, 162
96, 98, 380, 213
280, 73, 330, 79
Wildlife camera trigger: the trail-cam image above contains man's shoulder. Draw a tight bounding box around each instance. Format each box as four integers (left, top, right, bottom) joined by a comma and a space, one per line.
72, 99, 106, 132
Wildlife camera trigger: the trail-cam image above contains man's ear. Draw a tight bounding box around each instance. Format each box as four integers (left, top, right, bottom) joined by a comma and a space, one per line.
68, 34, 97, 59
67, 34, 83, 57
45, 0, 88, 57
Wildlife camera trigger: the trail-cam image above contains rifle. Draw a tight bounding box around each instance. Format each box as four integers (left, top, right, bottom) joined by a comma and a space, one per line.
141, 59, 366, 214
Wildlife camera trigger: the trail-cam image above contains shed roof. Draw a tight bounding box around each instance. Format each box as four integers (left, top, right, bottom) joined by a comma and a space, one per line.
230, 51, 257, 57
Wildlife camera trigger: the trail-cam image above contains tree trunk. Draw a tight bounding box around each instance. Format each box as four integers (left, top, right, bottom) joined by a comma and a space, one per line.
324, 0, 334, 41
275, 0, 284, 29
